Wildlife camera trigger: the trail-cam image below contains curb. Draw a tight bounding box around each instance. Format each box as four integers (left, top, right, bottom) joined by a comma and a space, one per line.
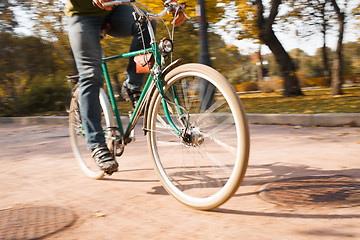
247, 113, 360, 127
0, 113, 359, 127
0, 116, 69, 125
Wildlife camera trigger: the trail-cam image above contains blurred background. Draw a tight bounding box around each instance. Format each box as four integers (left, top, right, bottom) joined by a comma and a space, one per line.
0, 0, 359, 117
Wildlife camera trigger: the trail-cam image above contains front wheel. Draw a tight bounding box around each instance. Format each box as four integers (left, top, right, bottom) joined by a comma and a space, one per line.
147, 64, 250, 210
69, 87, 115, 179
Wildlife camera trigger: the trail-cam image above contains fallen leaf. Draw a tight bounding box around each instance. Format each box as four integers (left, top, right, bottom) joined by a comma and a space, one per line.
93, 212, 106, 217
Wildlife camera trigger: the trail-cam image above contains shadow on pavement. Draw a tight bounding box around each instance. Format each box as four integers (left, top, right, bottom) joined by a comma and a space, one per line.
212, 208, 360, 219
242, 163, 360, 187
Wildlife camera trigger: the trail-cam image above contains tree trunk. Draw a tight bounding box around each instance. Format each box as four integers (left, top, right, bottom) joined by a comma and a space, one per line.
330, 0, 345, 95
7, 76, 23, 116
263, 30, 302, 96
257, 46, 264, 82
322, 42, 331, 87
331, 44, 343, 95
320, 5, 331, 87
255, 0, 303, 97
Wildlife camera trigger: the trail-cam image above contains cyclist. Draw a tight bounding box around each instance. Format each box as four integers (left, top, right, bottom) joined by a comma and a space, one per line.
65, 0, 186, 175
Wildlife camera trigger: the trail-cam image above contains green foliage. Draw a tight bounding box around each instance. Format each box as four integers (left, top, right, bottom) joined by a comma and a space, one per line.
2, 0, 360, 116
22, 77, 68, 115
263, 54, 280, 77
0, 32, 71, 116
267, 42, 360, 84
164, 21, 200, 65
15, 0, 74, 68
343, 42, 360, 75
227, 61, 257, 84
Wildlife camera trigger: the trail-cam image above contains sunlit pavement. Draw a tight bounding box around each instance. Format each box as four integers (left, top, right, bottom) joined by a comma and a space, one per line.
0, 122, 359, 239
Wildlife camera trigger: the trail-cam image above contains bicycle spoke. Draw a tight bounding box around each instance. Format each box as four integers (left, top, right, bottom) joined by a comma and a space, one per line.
197, 147, 232, 175
148, 64, 249, 210
155, 114, 179, 137
204, 134, 236, 155
203, 116, 235, 137
155, 140, 182, 147
194, 99, 226, 124
181, 80, 190, 110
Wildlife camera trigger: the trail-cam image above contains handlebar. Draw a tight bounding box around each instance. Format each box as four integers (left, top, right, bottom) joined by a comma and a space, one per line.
102, 0, 189, 20
102, 0, 135, 7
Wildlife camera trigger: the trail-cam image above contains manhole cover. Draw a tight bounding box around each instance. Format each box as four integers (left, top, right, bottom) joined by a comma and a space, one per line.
0, 206, 75, 240
259, 175, 360, 208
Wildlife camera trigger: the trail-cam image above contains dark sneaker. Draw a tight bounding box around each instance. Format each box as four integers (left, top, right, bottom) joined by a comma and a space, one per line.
121, 84, 141, 108
91, 145, 118, 175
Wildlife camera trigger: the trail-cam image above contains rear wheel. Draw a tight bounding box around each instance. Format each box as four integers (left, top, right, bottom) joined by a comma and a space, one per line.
147, 64, 250, 210
69, 88, 115, 179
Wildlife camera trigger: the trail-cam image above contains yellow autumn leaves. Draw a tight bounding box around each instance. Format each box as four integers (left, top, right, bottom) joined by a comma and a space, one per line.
240, 87, 360, 114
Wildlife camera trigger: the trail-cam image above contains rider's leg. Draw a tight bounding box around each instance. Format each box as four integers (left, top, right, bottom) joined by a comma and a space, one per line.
68, 15, 106, 149
68, 15, 118, 174
107, 5, 157, 91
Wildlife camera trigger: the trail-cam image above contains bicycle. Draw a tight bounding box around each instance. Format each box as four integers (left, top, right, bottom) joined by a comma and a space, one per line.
67, 0, 250, 210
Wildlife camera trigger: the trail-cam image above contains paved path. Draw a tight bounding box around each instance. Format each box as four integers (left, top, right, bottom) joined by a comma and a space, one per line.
0, 123, 359, 239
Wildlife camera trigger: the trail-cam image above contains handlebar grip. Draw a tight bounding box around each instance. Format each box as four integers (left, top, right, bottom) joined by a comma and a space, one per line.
102, 0, 135, 7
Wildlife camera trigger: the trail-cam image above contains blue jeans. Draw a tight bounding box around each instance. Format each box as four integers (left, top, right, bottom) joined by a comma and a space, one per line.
68, 5, 155, 149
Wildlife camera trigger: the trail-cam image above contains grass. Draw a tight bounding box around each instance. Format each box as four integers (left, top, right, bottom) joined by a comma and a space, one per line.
23, 86, 360, 117
108, 86, 360, 115
239, 87, 360, 114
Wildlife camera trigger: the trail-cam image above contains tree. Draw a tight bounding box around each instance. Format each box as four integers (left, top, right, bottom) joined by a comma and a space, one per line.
298, 48, 330, 79
216, 0, 303, 96
0, 33, 69, 115
284, 0, 334, 86
330, 0, 346, 95
353, 2, 360, 35
343, 42, 360, 75
16, 0, 74, 69
0, 0, 18, 33
227, 58, 258, 85
254, 0, 303, 96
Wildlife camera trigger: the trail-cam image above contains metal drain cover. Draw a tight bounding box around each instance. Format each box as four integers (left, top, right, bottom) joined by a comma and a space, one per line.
0, 206, 75, 240
259, 175, 360, 208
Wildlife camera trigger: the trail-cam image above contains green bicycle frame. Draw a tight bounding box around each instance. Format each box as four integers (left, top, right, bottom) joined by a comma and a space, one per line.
101, 42, 181, 142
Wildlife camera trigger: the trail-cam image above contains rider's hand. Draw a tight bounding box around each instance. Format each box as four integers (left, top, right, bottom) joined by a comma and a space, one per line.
166, 0, 187, 26
93, 0, 115, 10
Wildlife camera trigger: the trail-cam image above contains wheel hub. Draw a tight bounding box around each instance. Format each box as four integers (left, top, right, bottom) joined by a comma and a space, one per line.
181, 126, 205, 147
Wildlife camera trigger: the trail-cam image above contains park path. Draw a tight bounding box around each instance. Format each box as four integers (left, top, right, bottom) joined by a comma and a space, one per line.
0, 123, 359, 239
